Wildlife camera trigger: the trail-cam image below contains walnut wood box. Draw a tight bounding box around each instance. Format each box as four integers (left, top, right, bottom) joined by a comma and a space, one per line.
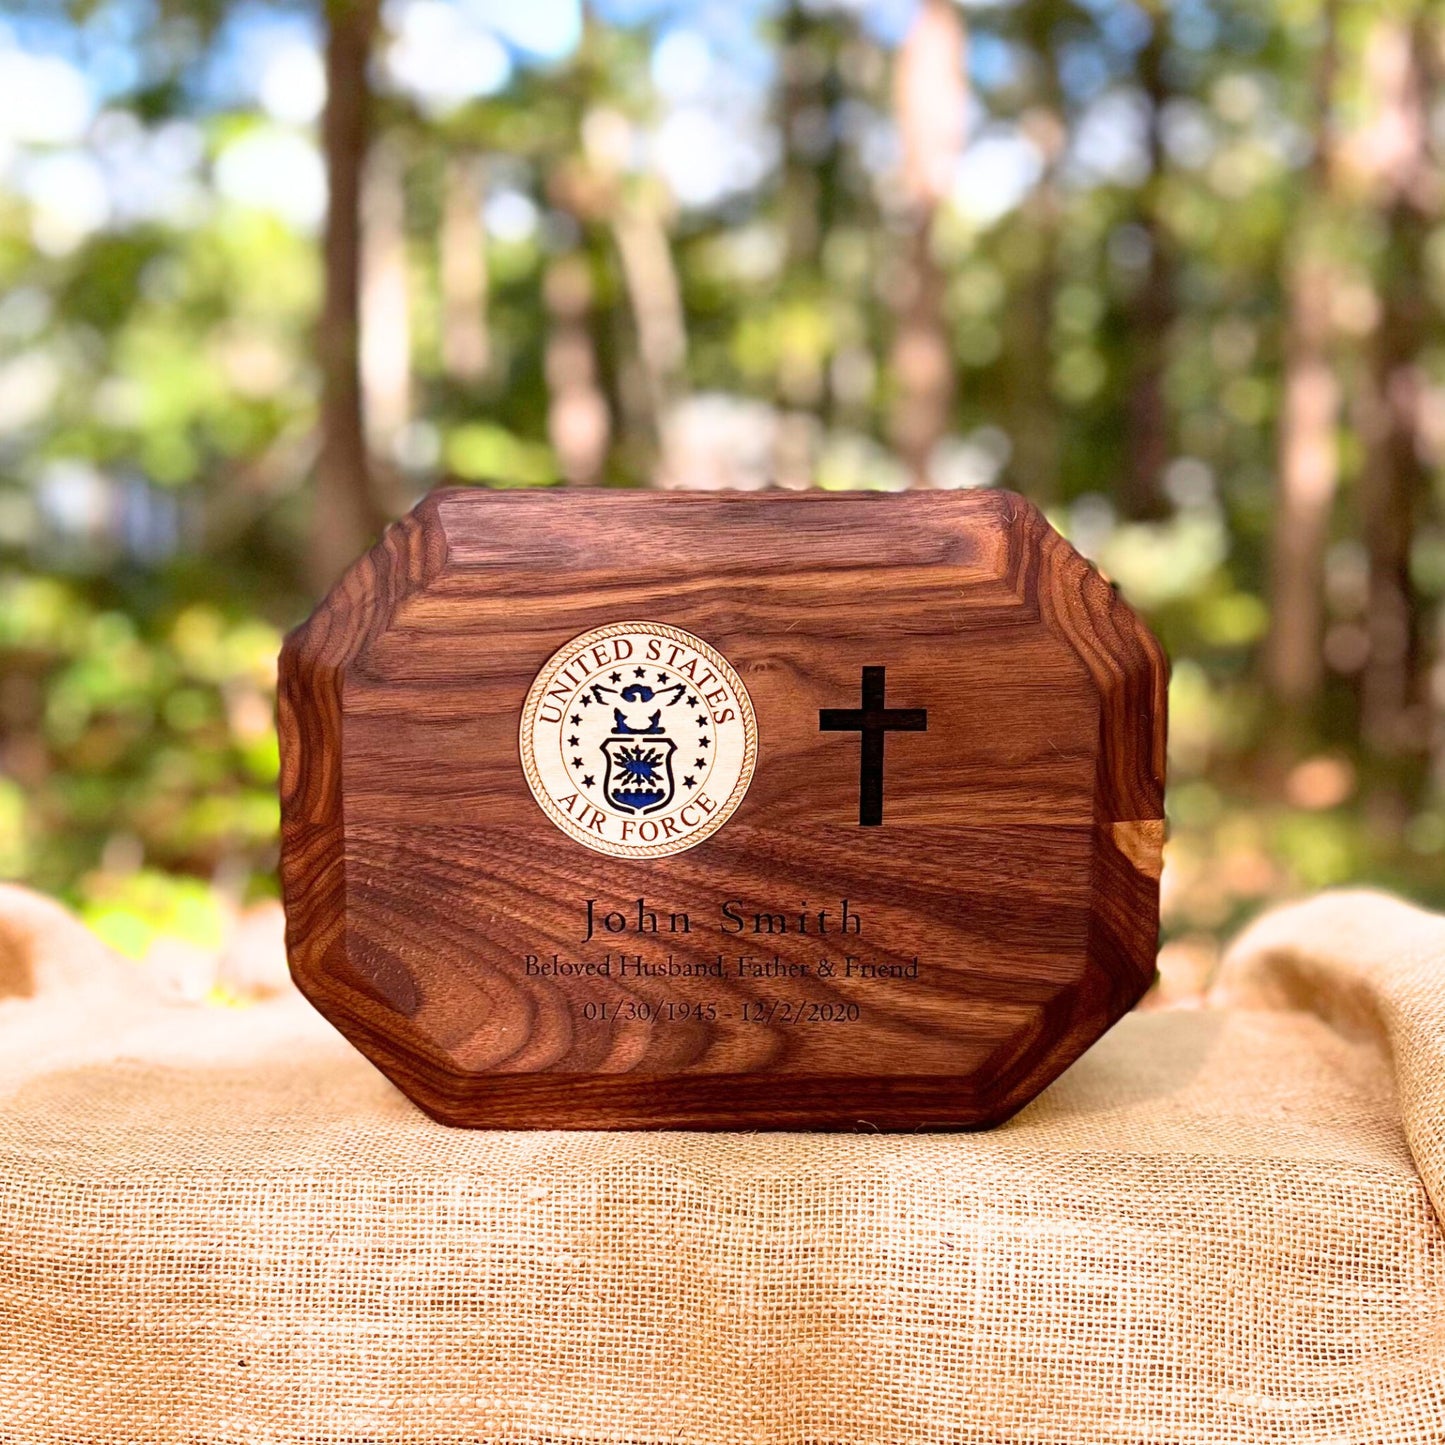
279, 489, 1167, 1130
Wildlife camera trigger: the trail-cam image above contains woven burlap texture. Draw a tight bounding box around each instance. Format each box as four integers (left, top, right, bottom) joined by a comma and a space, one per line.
1, 883, 1442, 1445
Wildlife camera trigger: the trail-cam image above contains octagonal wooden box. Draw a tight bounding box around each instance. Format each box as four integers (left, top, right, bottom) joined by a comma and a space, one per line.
279, 489, 1167, 1130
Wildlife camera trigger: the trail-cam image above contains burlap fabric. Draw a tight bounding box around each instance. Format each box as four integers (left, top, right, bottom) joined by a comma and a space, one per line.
1, 883, 1442, 1444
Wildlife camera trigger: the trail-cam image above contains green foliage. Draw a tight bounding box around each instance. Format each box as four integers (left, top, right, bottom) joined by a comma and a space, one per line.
446, 422, 559, 486
2, 0, 1445, 972
0, 573, 283, 905
82, 867, 229, 959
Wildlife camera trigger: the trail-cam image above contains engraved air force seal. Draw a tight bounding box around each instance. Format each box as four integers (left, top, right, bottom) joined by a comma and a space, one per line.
519, 621, 758, 858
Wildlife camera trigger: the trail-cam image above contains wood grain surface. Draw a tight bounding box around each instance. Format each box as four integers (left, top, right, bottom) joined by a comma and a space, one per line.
279, 489, 1167, 1130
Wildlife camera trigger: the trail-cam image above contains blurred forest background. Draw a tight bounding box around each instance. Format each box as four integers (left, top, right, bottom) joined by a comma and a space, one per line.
1, 0, 1443, 1000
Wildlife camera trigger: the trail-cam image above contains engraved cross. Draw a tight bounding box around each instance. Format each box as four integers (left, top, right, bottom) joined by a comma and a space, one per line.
819, 666, 927, 826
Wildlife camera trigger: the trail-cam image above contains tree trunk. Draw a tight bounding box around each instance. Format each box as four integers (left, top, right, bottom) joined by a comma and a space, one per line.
544, 254, 610, 486
1360, 224, 1427, 754
779, 1, 824, 275
889, 0, 966, 485
889, 223, 953, 484
1005, 101, 1065, 503
315, 0, 383, 593
1265, 3, 1339, 713
1120, 3, 1173, 520
611, 188, 687, 439
1356, 16, 1432, 757
1268, 258, 1340, 707
360, 136, 412, 462
440, 155, 490, 385
996, 0, 1066, 504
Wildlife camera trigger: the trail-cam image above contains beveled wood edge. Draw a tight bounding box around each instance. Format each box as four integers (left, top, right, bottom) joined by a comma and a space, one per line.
278, 495, 450, 825
965, 494, 1166, 1123
974, 822, 1161, 1122
1112, 819, 1166, 880
278, 498, 450, 1000
427, 483, 1017, 514
284, 975, 1069, 1131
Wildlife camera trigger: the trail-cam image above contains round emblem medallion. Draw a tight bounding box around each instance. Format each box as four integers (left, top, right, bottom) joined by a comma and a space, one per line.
519, 621, 758, 858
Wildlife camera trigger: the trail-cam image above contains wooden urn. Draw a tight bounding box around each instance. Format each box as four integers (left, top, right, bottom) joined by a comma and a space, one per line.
279, 489, 1167, 1130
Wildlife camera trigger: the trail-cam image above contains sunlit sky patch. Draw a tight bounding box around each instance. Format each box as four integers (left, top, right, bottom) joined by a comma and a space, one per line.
257, 40, 327, 126
214, 127, 326, 230
0, 4, 145, 103
22, 151, 109, 254
485, 189, 541, 244
951, 125, 1043, 225
204, 5, 323, 116
0, 47, 94, 146
1067, 90, 1152, 188
383, 0, 512, 114
93, 112, 207, 227
459, 0, 582, 62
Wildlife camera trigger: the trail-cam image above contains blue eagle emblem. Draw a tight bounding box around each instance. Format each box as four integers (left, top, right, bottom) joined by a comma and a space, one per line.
598, 682, 684, 814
